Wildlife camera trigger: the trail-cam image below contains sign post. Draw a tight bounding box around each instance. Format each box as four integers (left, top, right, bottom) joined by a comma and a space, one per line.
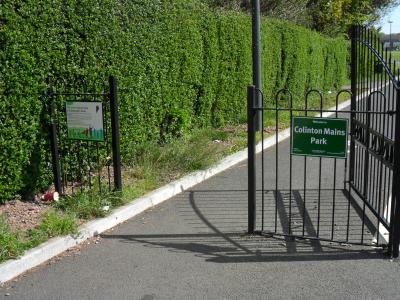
291, 117, 348, 159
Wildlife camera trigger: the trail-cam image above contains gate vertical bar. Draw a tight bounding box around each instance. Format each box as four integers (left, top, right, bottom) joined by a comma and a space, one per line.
48, 78, 63, 194
361, 94, 372, 243
109, 76, 122, 191
248, 85, 256, 234
391, 86, 400, 258
350, 25, 357, 183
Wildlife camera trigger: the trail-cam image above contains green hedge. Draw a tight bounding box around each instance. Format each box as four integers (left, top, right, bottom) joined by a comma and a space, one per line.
0, 0, 348, 202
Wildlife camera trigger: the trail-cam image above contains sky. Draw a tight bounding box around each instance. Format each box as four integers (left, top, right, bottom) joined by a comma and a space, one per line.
378, 4, 400, 34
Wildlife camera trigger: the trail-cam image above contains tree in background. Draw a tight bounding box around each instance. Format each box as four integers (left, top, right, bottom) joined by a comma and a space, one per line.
210, 0, 310, 25
208, 0, 400, 35
307, 0, 400, 34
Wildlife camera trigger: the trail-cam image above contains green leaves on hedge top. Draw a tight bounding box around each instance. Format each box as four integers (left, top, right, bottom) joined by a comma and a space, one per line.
0, 0, 348, 202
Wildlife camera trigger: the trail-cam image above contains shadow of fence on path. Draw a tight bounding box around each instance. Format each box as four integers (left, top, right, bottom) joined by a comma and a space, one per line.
101, 190, 385, 263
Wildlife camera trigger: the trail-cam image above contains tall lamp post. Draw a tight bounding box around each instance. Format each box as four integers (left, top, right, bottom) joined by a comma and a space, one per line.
248, 0, 262, 234
252, 0, 262, 131
389, 20, 393, 51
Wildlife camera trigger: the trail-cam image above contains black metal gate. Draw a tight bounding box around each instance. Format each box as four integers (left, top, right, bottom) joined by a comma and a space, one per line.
247, 26, 400, 257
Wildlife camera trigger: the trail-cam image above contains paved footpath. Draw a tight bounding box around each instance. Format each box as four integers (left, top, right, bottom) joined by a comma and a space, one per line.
1, 138, 400, 299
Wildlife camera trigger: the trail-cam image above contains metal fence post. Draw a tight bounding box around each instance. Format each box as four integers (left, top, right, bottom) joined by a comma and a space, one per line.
47, 78, 63, 194
391, 86, 400, 258
109, 76, 122, 191
349, 25, 357, 183
248, 85, 256, 234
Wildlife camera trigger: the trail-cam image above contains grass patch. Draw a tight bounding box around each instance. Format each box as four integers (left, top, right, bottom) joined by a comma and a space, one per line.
391, 50, 400, 61
25, 211, 78, 248
0, 211, 77, 263
55, 190, 123, 220
121, 126, 249, 200
0, 217, 24, 262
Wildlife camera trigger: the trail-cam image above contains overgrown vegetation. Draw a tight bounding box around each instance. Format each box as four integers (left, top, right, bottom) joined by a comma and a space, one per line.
0, 212, 77, 263
25, 211, 78, 248
0, 217, 24, 262
55, 190, 123, 220
53, 126, 247, 221
0, 0, 348, 203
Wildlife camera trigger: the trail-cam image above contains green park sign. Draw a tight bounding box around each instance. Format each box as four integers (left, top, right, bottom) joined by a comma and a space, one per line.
291, 117, 348, 158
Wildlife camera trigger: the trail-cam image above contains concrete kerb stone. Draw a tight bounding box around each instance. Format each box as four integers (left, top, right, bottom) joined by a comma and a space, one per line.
0, 92, 377, 285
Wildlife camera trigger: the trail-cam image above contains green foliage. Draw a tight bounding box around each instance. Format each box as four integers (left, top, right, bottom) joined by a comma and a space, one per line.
55, 190, 122, 220
260, 19, 348, 106
128, 128, 226, 178
0, 217, 24, 262
307, 0, 400, 35
0, 212, 77, 263
0, 0, 348, 203
27, 211, 78, 247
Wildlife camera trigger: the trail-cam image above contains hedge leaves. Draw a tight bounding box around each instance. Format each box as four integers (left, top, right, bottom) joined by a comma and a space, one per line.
0, 0, 347, 202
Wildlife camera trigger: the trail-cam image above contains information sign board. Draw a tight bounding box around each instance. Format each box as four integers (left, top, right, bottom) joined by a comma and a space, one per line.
66, 101, 104, 142
291, 117, 348, 158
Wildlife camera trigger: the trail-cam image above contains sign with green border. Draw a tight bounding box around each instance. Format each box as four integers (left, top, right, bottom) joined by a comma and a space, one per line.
291, 117, 348, 158
66, 101, 104, 142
